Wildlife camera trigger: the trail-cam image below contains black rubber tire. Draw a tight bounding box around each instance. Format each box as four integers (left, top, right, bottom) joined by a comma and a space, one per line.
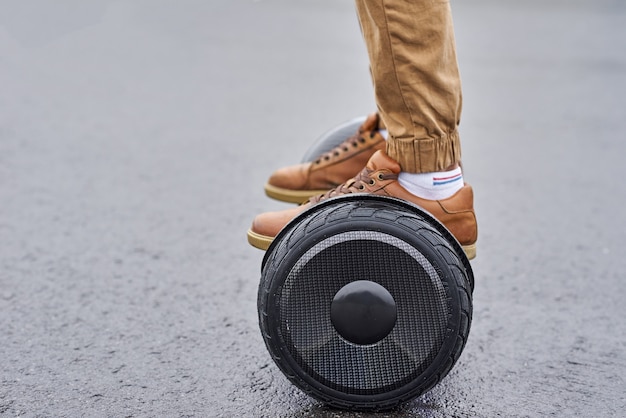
301, 116, 366, 163
258, 195, 473, 411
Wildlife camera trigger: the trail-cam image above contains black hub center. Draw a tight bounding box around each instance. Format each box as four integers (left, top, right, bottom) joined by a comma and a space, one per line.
330, 280, 397, 345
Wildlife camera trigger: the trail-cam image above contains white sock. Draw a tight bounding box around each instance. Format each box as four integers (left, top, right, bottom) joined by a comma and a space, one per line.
398, 167, 463, 200
379, 128, 462, 199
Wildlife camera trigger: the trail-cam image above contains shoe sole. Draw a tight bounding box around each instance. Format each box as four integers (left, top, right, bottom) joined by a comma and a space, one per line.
264, 183, 329, 204
247, 228, 476, 261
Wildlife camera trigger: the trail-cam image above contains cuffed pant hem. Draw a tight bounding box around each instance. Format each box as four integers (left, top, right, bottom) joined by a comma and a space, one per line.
386, 129, 461, 173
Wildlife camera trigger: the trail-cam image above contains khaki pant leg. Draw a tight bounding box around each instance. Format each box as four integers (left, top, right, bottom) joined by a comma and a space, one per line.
355, 0, 463, 173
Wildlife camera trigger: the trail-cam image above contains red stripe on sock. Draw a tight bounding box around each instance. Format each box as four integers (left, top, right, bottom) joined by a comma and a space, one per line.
433, 173, 462, 181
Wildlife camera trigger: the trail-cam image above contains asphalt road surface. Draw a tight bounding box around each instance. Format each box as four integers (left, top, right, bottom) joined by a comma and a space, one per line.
1, 0, 625, 416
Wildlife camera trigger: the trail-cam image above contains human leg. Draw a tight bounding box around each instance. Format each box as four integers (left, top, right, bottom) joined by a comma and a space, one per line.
355, 0, 463, 173
265, 0, 464, 201
248, 0, 477, 258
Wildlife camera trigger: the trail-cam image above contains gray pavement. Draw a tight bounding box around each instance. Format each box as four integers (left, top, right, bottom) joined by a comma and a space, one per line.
1, 0, 625, 416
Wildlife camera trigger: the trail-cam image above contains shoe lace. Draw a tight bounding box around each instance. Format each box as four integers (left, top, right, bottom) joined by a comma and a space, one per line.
308, 167, 397, 204
314, 130, 379, 165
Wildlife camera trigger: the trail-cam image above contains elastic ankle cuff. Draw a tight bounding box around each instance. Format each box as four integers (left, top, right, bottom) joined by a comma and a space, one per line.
386, 130, 462, 174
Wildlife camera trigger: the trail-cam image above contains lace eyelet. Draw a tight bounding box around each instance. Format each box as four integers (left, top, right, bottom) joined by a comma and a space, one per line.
358, 185, 365, 190
369, 179, 376, 185
377, 173, 384, 180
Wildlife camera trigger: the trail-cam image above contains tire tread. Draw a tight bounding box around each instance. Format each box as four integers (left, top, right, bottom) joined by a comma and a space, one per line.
258, 198, 473, 411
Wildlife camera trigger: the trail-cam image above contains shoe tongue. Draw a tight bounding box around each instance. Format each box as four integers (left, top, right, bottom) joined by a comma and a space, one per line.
366, 151, 401, 174
359, 113, 380, 132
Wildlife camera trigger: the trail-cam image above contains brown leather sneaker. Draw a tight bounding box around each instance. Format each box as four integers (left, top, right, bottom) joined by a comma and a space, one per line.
264, 113, 387, 203
249, 150, 478, 259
